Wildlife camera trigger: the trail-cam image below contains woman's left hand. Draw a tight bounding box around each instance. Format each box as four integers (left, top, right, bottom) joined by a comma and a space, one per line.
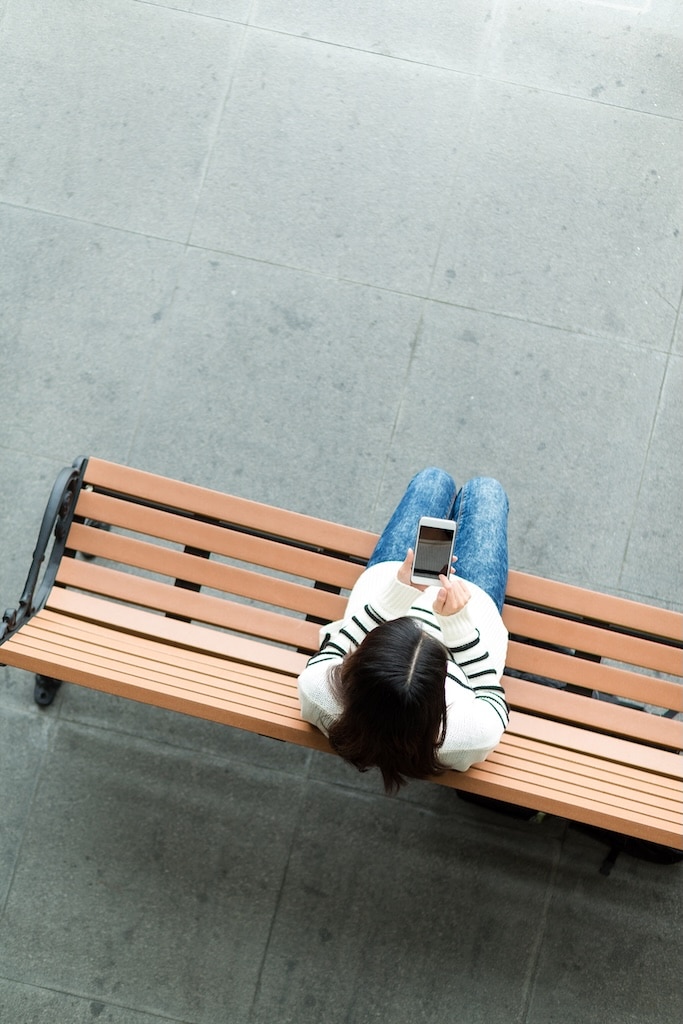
397, 549, 428, 591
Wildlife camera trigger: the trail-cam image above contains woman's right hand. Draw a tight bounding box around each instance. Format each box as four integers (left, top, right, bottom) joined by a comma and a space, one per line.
433, 574, 471, 616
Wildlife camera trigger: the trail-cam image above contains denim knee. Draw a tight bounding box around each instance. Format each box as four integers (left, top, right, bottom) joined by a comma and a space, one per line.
467, 476, 509, 512
410, 467, 456, 491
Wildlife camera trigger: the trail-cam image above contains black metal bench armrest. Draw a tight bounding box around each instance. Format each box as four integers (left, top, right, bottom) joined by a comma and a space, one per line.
1, 457, 88, 641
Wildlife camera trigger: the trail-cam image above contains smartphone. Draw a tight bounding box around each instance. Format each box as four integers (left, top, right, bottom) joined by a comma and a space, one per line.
410, 517, 457, 587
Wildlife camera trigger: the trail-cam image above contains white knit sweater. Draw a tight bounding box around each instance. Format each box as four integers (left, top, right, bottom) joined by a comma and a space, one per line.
297, 561, 509, 772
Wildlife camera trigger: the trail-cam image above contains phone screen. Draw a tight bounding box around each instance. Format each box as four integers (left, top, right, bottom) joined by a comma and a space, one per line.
414, 525, 455, 579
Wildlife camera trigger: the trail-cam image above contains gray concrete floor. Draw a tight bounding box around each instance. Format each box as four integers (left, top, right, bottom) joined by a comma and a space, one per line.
1, 1, 682, 1022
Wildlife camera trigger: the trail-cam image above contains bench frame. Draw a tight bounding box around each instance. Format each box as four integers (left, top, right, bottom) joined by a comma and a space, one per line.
2, 456, 681, 864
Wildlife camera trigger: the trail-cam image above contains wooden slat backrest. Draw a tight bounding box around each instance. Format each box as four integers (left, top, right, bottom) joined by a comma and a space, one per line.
505, 640, 680, 711
55, 459, 378, 654
65, 522, 349, 623
506, 569, 681, 642
82, 458, 377, 559
73, 491, 366, 591
502, 575, 682, 754
503, 676, 681, 750
503, 604, 680, 676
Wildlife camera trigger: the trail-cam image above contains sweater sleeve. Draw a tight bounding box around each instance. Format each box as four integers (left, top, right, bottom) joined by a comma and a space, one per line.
435, 594, 510, 769
436, 598, 507, 681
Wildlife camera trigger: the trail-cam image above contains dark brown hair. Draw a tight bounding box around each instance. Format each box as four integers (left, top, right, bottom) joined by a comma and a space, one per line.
328, 617, 448, 794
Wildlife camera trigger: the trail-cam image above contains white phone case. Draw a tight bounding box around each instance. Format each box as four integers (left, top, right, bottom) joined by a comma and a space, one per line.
410, 516, 457, 587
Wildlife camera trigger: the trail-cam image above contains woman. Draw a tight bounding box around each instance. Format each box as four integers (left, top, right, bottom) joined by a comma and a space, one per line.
297, 467, 510, 793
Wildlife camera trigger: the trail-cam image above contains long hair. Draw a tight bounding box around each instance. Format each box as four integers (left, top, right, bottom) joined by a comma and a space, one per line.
328, 617, 448, 794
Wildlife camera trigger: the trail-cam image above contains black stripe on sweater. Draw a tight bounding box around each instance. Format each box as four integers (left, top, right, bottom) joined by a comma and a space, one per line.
340, 626, 363, 646
459, 652, 489, 668
364, 604, 388, 628
448, 630, 481, 654
476, 694, 510, 728
351, 615, 371, 637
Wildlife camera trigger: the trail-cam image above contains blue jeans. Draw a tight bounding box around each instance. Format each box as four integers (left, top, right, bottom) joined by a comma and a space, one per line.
367, 468, 509, 613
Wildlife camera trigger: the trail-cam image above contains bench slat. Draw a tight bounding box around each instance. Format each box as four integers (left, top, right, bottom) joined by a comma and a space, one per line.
83, 458, 378, 559
503, 675, 682, 750
6, 626, 302, 715
55, 559, 322, 651
450, 770, 679, 843
506, 570, 682, 641
444, 759, 682, 847
44, 589, 309, 675
506, 639, 681, 710
45, 590, 308, 675
66, 522, 348, 622
484, 753, 680, 823
500, 732, 682, 795
74, 489, 366, 591
504, 604, 681, 676
27, 612, 302, 699
507, 710, 681, 777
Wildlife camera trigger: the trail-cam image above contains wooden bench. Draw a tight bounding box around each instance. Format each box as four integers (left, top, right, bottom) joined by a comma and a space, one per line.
2, 457, 681, 856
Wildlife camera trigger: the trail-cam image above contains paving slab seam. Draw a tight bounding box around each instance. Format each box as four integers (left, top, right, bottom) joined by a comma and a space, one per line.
1, 197, 675, 354
212, 22, 683, 124
246, 764, 316, 1024
0, 710, 57, 920
619, 349, 681, 594
0, 974, 200, 1024
133, 0, 252, 29
514, 832, 565, 1024
475, 75, 683, 122
0, 198, 190, 249
184, 20, 251, 249
48, 710, 315, 783
669, 286, 683, 351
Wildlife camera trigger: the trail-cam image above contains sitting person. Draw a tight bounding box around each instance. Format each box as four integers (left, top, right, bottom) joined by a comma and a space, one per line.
297, 467, 510, 793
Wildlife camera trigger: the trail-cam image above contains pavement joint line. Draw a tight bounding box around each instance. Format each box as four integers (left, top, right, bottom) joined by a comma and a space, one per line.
515, 826, 566, 1024
198, 21, 683, 124
0, 709, 57, 920
47, 710, 315, 783
0, 198, 676, 353
0, 974, 198, 1024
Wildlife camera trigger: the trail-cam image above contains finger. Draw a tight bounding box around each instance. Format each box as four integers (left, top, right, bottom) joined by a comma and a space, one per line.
400, 548, 414, 575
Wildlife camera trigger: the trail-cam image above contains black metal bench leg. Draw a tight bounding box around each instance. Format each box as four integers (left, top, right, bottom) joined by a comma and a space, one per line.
34, 675, 62, 707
